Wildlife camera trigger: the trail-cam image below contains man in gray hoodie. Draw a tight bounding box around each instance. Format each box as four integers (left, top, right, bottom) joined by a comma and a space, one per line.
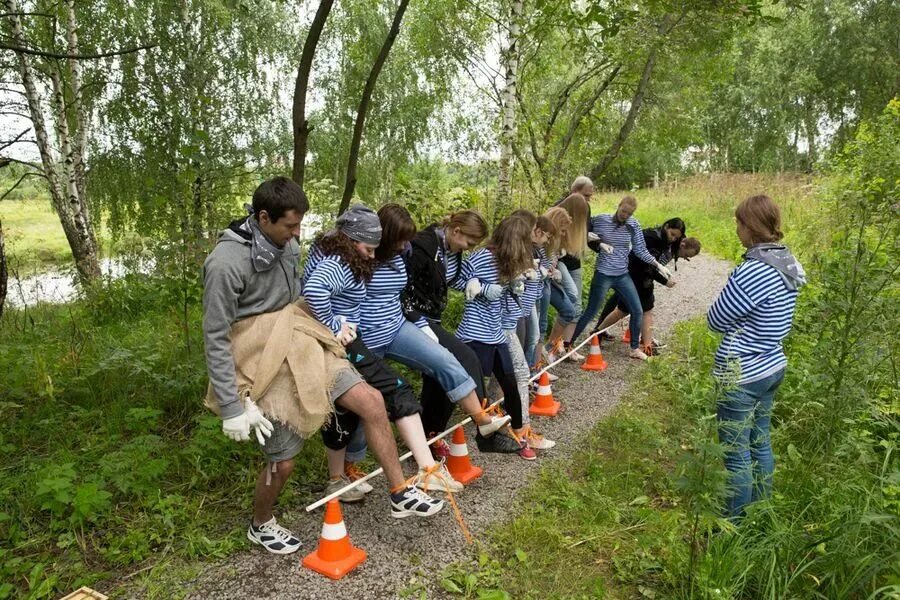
203, 177, 443, 555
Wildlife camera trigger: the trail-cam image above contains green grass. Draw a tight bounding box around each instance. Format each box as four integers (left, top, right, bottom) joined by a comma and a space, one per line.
0, 198, 75, 274
593, 173, 824, 262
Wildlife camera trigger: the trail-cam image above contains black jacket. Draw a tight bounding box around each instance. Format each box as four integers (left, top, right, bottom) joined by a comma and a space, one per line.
629, 227, 673, 288
401, 225, 463, 321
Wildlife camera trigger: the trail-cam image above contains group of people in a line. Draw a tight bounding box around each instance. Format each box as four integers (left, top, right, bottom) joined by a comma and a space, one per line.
201, 174, 802, 556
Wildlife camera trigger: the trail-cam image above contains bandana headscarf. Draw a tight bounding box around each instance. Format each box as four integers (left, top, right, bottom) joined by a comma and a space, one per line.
239, 205, 284, 272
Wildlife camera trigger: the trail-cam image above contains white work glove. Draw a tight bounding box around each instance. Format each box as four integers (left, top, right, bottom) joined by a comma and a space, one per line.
511, 277, 526, 296
532, 258, 541, 269
599, 242, 614, 254
524, 269, 541, 281
335, 316, 358, 346
550, 269, 563, 282
482, 283, 505, 301
465, 278, 482, 301
222, 398, 274, 446
587, 232, 600, 243
539, 266, 550, 278
422, 325, 439, 343
656, 263, 673, 280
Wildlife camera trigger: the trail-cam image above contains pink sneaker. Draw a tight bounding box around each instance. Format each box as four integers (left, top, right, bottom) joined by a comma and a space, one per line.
517, 440, 537, 461
430, 438, 451, 460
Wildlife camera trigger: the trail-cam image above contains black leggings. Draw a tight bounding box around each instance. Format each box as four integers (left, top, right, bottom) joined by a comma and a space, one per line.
320, 336, 419, 450
419, 319, 485, 436
465, 341, 523, 430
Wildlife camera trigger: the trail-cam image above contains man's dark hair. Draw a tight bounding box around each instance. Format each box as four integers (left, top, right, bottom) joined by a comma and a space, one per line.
252, 176, 309, 223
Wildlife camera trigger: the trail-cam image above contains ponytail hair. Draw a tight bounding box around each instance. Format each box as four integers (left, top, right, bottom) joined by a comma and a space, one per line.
735, 195, 783, 243
442, 209, 488, 243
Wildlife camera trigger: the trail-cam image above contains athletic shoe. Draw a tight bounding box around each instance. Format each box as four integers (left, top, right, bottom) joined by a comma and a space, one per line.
564, 347, 585, 362
525, 426, 556, 450
247, 517, 302, 555
325, 474, 366, 503
390, 486, 444, 518
430, 438, 451, 460
477, 414, 512, 437
415, 462, 464, 493
475, 430, 521, 454
629, 347, 649, 361
516, 438, 538, 461
597, 331, 614, 341
344, 461, 374, 494
651, 338, 667, 350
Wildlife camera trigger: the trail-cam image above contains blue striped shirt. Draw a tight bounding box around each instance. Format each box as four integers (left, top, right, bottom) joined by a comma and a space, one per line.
501, 289, 523, 331
708, 259, 799, 384
301, 242, 326, 289
359, 255, 426, 349
455, 248, 507, 345
590, 214, 656, 276
303, 255, 366, 335
519, 246, 545, 316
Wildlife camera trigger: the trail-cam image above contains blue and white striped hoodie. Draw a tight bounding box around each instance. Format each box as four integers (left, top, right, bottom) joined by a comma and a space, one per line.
708, 246, 804, 384
455, 248, 507, 345
590, 214, 656, 276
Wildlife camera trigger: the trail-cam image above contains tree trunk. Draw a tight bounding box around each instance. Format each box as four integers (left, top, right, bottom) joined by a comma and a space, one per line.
339, 0, 411, 215
292, 0, 335, 189
804, 98, 818, 170
589, 16, 673, 183
0, 218, 7, 318
5, 0, 101, 283
496, 0, 523, 214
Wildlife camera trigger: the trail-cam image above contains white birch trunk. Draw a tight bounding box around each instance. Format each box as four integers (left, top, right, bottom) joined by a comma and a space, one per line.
5, 0, 101, 282
497, 0, 523, 211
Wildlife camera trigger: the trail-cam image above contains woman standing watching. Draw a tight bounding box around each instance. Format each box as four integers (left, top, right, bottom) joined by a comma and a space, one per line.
708, 195, 805, 520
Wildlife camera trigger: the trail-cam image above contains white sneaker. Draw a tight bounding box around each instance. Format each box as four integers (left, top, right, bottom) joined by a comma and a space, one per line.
247, 517, 302, 555
390, 486, 444, 518
415, 462, 464, 493
325, 475, 366, 503
526, 427, 556, 450
565, 349, 585, 362
477, 414, 511, 437
630, 348, 649, 361
344, 462, 374, 494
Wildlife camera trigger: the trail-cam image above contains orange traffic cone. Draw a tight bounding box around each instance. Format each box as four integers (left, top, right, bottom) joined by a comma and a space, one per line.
302, 499, 366, 580
446, 427, 483, 485
530, 371, 561, 417
582, 335, 608, 371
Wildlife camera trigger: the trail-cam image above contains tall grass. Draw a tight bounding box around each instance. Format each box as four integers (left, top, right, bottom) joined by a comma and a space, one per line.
446, 103, 899, 598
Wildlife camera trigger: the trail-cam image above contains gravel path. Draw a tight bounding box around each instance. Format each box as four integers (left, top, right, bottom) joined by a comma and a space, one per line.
166, 254, 732, 600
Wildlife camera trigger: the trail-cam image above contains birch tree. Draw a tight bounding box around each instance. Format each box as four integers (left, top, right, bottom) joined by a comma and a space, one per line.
496, 0, 522, 213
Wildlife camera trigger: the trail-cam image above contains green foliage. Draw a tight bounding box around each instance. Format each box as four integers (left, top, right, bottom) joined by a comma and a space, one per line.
446, 104, 898, 598
0, 277, 331, 598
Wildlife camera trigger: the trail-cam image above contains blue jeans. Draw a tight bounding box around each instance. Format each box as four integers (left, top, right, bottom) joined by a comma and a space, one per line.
537, 279, 551, 338
346, 320, 478, 462
523, 306, 540, 368
550, 280, 578, 324
572, 272, 643, 348
555, 262, 582, 317
717, 369, 785, 519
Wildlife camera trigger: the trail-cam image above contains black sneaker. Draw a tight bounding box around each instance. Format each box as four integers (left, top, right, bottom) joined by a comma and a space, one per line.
390, 486, 444, 518
247, 517, 302, 555
475, 431, 521, 454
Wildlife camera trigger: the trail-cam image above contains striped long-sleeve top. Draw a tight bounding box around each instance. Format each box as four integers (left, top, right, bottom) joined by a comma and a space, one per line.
707, 259, 799, 384
455, 248, 507, 345
590, 214, 656, 276
360, 254, 427, 350
519, 245, 546, 317
303, 255, 366, 335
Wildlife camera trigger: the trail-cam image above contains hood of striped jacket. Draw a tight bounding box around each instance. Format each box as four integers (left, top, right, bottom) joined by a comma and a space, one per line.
744, 243, 807, 291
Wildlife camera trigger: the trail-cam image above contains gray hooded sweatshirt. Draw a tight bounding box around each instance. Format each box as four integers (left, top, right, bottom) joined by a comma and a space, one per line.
202, 219, 301, 419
